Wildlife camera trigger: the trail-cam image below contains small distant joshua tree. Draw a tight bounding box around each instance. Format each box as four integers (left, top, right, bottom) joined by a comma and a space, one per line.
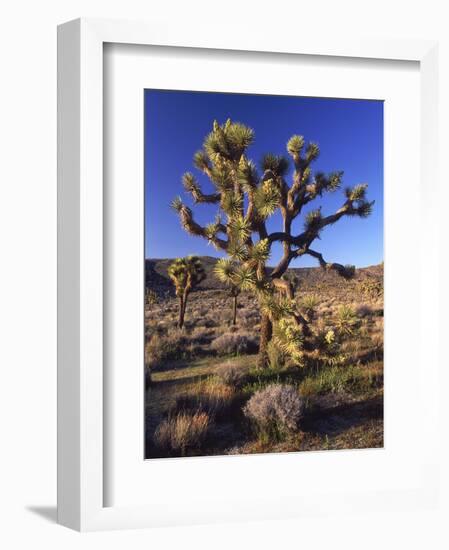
228, 285, 240, 326
168, 256, 206, 329
215, 262, 241, 325
172, 120, 373, 367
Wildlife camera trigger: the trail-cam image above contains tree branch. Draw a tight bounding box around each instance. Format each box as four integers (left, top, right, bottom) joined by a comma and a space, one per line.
176, 204, 229, 251
305, 249, 355, 279
182, 172, 221, 204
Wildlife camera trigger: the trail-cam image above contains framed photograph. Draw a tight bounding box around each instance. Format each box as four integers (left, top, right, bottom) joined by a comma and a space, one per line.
143, 89, 385, 461
58, 18, 440, 531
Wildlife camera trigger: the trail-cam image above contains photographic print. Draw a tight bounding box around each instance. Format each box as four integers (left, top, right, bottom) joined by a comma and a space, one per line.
144, 90, 383, 459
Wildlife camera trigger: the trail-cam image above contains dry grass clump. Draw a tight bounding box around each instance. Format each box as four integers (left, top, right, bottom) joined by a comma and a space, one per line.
244, 384, 305, 443
145, 331, 190, 366
175, 376, 236, 419
215, 362, 245, 388
357, 278, 383, 299
211, 332, 258, 356
154, 411, 210, 456
197, 377, 235, 417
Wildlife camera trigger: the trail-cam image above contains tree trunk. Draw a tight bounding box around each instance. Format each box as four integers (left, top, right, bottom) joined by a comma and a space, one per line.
257, 313, 273, 369
232, 295, 238, 325
180, 291, 190, 329
178, 296, 185, 329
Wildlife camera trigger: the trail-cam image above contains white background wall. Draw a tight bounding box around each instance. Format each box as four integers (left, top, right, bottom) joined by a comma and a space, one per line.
0, 1, 448, 548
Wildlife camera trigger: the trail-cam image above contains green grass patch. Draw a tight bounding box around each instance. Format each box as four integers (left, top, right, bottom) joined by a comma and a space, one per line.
299, 362, 382, 397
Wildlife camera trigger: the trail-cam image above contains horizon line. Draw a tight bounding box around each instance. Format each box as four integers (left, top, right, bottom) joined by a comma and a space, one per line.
145, 255, 384, 270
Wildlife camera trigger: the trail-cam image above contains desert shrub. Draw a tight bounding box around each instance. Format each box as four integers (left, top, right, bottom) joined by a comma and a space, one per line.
356, 304, 373, 318
211, 332, 258, 356
243, 384, 304, 443
154, 411, 210, 456
145, 288, 158, 306
145, 331, 191, 366
215, 362, 245, 388
202, 317, 218, 328
189, 327, 214, 346
312, 325, 343, 355
357, 278, 383, 299
335, 306, 359, 337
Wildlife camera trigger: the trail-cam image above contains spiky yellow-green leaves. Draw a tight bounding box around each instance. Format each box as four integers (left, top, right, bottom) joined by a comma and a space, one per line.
232, 264, 257, 291
327, 171, 343, 191
170, 195, 184, 212
305, 142, 320, 163
167, 259, 188, 295
226, 123, 254, 155
354, 201, 374, 218
345, 183, 368, 202
261, 295, 296, 321
312, 171, 343, 196
273, 318, 305, 364
237, 156, 259, 190
204, 120, 254, 162
213, 258, 237, 285
304, 208, 323, 232
221, 191, 243, 217
227, 241, 248, 262
261, 153, 290, 177
167, 256, 206, 297
301, 166, 312, 184
182, 172, 200, 194
287, 135, 305, 157
214, 258, 258, 292
210, 165, 233, 192
215, 256, 259, 291
253, 178, 281, 219
247, 238, 270, 266
229, 215, 251, 243
193, 150, 211, 174
204, 215, 223, 244
343, 183, 374, 218
336, 305, 359, 336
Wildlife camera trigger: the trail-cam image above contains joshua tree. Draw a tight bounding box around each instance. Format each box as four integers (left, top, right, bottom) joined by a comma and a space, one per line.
229, 285, 240, 326
168, 256, 206, 329
145, 288, 158, 307
172, 120, 373, 367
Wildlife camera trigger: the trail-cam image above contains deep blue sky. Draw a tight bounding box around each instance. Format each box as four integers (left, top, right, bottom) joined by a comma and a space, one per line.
145, 90, 383, 268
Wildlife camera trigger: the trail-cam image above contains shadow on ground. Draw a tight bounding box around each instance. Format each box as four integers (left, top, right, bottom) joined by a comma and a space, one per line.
26, 506, 57, 523
303, 394, 383, 437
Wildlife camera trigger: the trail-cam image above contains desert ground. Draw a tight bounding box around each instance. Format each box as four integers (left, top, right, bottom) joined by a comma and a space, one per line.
145, 257, 383, 459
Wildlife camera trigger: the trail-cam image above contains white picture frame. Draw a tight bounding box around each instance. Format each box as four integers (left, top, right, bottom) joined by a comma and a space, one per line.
57, 17, 440, 531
